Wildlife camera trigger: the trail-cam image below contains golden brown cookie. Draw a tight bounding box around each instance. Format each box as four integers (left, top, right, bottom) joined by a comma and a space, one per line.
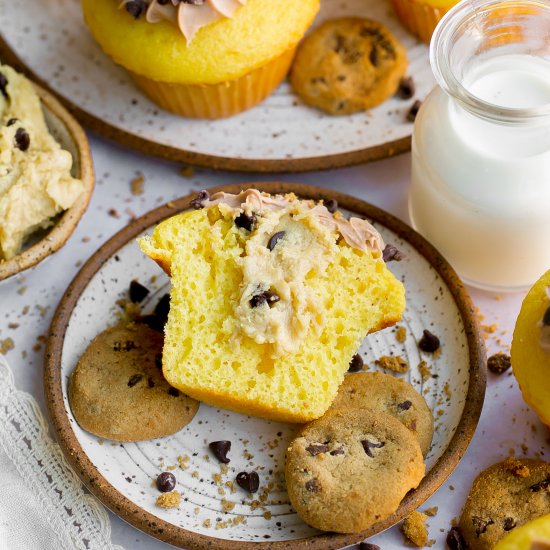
285, 408, 425, 533
459, 458, 550, 550
68, 323, 199, 442
330, 372, 434, 456
290, 17, 407, 115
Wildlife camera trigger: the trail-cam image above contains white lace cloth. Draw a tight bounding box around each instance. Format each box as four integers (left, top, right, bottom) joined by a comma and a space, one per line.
0, 355, 124, 550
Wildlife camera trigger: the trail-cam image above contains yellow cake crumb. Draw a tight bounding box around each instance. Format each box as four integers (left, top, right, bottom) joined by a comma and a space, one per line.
396, 325, 407, 343
155, 491, 181, 509
418, 360, 432, 382
401, 511, 429, 547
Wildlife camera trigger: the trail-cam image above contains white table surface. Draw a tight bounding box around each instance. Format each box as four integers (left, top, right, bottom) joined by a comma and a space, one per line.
1, 133, 545, 549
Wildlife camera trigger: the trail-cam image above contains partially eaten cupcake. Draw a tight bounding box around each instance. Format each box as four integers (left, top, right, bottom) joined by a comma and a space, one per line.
139, 189, 405, 423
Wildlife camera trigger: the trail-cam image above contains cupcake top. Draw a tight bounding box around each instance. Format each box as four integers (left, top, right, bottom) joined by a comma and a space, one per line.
540, 287, 550, 354
119, 0, 246, 42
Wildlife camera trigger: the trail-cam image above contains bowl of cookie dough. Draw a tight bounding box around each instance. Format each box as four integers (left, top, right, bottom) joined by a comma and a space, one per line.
0, 64, 94, 283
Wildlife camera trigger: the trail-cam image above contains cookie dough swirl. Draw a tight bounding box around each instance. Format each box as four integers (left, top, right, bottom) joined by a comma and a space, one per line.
119, 0, 247, 42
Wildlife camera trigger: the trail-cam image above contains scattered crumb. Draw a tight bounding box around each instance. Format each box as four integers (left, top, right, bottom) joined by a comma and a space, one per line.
191, 470, 199, 478
217, 487, 226, 495
155, 491, 181, 509
424, 507, 438, 517
179, 166, 194, 178
483, 323, 497, 334
220, 464, 229, 475
221, 499, 235, 512
130, 174, 144, 195
263, 511, 272, 520
203, 518, 212, 528
213, 473, 222, 484
166, 465, 177, 471
376, 355, 409, 373
401, 511, 429, 547
177, 455, 190, 470
194, 507, 200, 515
8, 323, 19, 329
418, 361, 432, 382
487, 353, 512, 375
17, 286, 27, 295
267, 440, 279, 450
506, 457, 530, 477
0, 338, 15, 355
81, 236, 90, 243
107, 208, 120, 219
396, 326, 407, 343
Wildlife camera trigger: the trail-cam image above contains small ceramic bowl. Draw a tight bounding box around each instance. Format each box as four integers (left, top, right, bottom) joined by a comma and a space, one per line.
0, 82, 94, 283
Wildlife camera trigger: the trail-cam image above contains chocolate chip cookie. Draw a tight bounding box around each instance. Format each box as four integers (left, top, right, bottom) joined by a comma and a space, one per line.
285, 408, 425, 533
330, 372, 434, 456
459, 457, 550, 549
68, 323, 199, 442
290, 17, 407, 115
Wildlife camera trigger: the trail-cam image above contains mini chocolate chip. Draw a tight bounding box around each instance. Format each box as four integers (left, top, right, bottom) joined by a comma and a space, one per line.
0, 73, 8, 98
359, 543, 381, 550
250, 290, 280, 308
305, 479, 320, 492
157, 0, 170, 4
418, 329, 440, 352
113, 340, 136, 352
125, 0, 148, 19
530, 477, 550, 492
543, 305, 550, 326
306, 444, 328, 456
147, 377, 155, 388
190, 189, 210, 209
209, 440, 231, 464
337, 75, 347, 82
407, 100, 422, 122
369, 46, 379, 67
6, 118, 17, 126
156, 472, 176, 492
267, 231, 286, 251
182, 0, 206, 4
487, 353, 511, 375
14, 128, 30, 151
330, 446, 345, 456
235, 212, 257, 232
397, 400, 413, 411
472, 516, 494, 536
236, 471, 259, 493
397, 76, 416, 99
154, 294, 170, 323
503, 517, 516, 531
382, 244, 404, 262
446, 527, 467, 550
168, 387, 180, 397
129, 280, 150, 303
348, 353, 363, 372
140, 314, 164, 332
361, 439, 385, 457
128, 374, 143, 387
324, 198, 338, 213
155, 353, 163, 369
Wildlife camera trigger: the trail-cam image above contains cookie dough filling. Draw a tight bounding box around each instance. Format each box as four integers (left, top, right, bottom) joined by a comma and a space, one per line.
0, 64, 84, 260
540, 287, 550, 354
201, 190, 385, 356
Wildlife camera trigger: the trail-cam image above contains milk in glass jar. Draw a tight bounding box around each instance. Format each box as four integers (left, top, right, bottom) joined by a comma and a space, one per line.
409, 0, 550, 291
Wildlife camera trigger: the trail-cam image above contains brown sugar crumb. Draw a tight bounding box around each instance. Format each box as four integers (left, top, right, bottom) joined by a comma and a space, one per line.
376, 355, 409, 373
401, 511, 429, 547
487, 353, 512, 375
130, 174, 144, 195
179, 166, 194, 178
424, 507, 438, 517
221, 499, 235, 512
396, 325, 407, 343
0, 338, 15, 355
203, 518, 212, 528
506, 457, 530, 478
418, 361, 432, 382
155, 490, 181, 509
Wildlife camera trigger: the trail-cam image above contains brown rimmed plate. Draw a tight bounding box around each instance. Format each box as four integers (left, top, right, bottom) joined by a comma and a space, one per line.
45, 183, 486, 549
0, 0, 433, 173
0, 83, 94, 282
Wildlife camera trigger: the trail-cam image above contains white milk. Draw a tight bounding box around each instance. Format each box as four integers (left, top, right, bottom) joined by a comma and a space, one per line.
410, 54, 550, 291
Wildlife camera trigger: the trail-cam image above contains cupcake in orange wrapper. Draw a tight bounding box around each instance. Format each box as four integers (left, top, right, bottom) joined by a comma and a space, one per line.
511, 269, 550, 426
81, 0, 320, 118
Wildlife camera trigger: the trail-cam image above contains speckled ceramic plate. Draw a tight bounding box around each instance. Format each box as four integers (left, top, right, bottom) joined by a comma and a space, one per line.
45, 183, 486, 550
0, 83, 94, 283
0, 1, 433, 172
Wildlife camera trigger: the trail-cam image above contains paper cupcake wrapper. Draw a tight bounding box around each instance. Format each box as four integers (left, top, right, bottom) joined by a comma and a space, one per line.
390, 0, 450, 43
130, 47, 296, 119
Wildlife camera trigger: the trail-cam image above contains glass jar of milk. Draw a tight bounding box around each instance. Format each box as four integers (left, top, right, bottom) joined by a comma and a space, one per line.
409, 0, 550, 291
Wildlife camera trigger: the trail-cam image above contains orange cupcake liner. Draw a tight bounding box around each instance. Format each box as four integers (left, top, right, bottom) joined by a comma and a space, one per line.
390, 0, 450, 44
130, 47, 296, 119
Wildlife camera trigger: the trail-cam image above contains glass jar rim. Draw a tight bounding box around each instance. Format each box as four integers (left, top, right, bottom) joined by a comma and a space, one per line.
430, 0, 550, 124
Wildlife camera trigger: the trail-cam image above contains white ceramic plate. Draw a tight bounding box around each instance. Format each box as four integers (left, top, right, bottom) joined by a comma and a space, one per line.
0, 1, 433, 172
45, 183, 485, 549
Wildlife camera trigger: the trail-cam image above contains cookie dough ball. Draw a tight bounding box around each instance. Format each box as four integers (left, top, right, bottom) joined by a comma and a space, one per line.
285, 408, 425, 533
330, 372, 434, 456
291, 17, 407, 115
459, 458, 550, 550
69, 323, 199, 442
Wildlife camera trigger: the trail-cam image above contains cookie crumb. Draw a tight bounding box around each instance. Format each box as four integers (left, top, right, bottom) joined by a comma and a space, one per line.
130, 174, 144, 195
221, 498, 235, 512
376, 355, 409, 373
203, 518, 212, 528
424, 507, 438, 517
487, 353, 511, 375
505, 457, 530, 477
418, 361, 432, 382
396, 325, 407, 343
401, 511, 429, 547
179, 166, 194, 178
155, 490, 181, 509
0, 338, 15, 355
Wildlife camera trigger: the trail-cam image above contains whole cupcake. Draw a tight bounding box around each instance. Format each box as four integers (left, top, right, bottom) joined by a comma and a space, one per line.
81, 0, 320, 118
